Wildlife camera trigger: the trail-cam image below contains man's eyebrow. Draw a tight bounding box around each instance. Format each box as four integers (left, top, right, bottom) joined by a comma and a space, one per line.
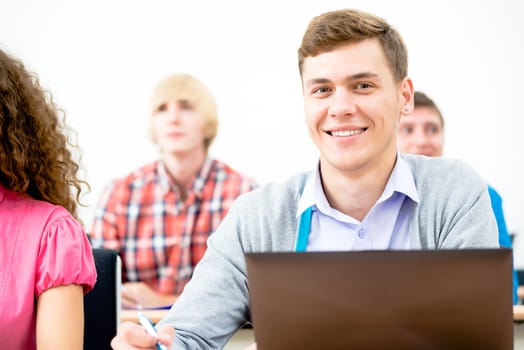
304, 78, 330, 87
424, 122, 441, 127
347, 72, 379, 80
305, 72, 380, 87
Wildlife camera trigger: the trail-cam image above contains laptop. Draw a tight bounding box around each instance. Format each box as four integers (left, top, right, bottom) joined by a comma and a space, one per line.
245, 249, 513, 350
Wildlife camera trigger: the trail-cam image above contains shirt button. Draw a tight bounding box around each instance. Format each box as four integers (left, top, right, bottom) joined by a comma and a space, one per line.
358, 228, 365, 239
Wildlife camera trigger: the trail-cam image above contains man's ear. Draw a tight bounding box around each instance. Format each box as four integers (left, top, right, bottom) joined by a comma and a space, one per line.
400, 77, 414, 115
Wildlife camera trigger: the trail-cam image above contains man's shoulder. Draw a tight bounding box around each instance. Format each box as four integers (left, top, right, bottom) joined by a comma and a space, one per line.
108, 161, 160, 188
234, 172, 310, 206
210, 159, 257, 183
402, 154, 480, 179
401, 154, 486, 197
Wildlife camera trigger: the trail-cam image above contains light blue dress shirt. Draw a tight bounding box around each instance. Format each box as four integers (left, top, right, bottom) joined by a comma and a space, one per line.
296, 153, 419, 252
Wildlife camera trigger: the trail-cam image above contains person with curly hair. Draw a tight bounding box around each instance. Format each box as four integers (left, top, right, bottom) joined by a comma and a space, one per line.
0, 48, 97, 349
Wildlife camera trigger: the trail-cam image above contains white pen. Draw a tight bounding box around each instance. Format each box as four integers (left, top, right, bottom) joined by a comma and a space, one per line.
138, 312, 168, 350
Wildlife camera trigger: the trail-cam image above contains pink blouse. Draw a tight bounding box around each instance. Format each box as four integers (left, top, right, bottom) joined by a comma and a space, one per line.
0, 184, 97, 349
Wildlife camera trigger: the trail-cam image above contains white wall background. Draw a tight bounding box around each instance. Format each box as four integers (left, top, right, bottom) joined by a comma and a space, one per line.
1, 0, 523, 264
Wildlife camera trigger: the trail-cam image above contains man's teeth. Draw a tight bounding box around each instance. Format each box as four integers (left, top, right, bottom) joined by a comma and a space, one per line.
331, 129, 364, 137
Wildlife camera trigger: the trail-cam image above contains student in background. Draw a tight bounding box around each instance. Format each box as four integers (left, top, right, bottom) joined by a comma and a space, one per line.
0, 48, 97, 349
91, 73, 258, 309
398, 90, 519, 303
111, 9, 498, 349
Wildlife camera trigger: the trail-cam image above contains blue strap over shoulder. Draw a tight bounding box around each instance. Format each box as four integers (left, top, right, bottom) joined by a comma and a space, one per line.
295, 206, 313, 252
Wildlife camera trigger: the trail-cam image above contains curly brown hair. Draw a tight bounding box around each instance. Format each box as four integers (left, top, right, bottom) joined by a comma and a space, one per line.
0, 48, 87, 221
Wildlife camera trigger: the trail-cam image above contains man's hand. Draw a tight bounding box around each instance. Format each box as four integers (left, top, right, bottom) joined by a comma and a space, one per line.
122, 282, 177, 309
111, 321, 174, 349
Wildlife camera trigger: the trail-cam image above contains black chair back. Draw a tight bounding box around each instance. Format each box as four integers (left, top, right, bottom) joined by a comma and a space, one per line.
84, 248, 121, 350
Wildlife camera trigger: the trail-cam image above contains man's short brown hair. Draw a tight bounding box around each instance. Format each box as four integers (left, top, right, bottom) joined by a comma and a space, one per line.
298, 9, 408, 83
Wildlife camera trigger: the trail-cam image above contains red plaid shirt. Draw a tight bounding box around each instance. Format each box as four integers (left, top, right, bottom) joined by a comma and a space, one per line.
90, 158, 257, 295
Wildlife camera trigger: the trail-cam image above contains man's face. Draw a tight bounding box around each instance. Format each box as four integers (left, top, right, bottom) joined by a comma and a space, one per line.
151, 99, 206, 156
398, 106, 443, 157
301, 38, 412, 178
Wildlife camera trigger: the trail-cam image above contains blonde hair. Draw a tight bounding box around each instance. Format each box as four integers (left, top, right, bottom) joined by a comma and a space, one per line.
150, 74, 218, 150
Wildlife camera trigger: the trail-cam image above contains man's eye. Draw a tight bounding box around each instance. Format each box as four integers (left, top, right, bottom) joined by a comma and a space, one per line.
427, 126, 439, 135
356, 82, 372, 89
157, 103, 167, 112
178, 101, 193, 110
399, 126, 412, 135
313, 87, 330, 95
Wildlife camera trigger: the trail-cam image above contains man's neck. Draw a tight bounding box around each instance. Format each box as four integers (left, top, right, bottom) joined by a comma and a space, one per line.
162, 148, 207, 192
320, 154, 397, 222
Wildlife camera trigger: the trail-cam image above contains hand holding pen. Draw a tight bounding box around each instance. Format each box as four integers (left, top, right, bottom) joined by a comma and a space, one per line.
110, 315, 174, 349
138, 312, 169, 350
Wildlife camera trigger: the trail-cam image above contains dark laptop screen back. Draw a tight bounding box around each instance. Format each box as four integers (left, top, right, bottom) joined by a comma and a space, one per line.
245, 249, 513, 350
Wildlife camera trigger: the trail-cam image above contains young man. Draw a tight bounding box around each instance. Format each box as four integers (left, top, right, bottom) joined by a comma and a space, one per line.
399, 90, 518, 303
111, 9, 498, 349
397, 91, 444, 157
90, 74, 257, 309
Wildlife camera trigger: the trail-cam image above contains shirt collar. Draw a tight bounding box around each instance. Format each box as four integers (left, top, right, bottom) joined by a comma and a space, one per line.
296, 162, 321, 218
379, 153, 419, 204
157, 157, 214, 197
296, 152, 419, 218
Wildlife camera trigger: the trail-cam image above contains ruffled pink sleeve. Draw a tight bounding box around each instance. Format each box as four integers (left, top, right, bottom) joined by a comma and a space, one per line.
35, 210, 97, 296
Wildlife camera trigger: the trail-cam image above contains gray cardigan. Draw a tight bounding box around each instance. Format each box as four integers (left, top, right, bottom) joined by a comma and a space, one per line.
158, 154, 498, 349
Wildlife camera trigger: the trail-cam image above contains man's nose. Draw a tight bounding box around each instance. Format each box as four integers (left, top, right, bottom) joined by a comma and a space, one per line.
412, 128, 429, 146
328, 89, 358, 117
165, 103, 182, 121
